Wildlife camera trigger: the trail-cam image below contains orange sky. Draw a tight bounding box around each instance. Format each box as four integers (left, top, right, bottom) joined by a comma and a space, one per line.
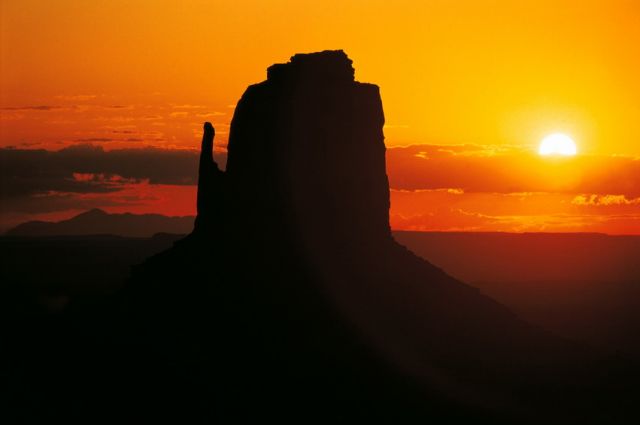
1, 0, 640, 233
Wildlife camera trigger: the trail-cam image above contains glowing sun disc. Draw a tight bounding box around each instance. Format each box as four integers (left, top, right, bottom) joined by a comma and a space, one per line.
538, 133, 577, 156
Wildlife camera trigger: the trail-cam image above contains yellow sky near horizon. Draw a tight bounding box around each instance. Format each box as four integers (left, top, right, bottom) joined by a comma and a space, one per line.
2, 0, 640, 155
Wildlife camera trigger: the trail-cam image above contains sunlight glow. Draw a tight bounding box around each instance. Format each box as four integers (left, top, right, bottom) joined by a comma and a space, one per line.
538, 133, 577, 156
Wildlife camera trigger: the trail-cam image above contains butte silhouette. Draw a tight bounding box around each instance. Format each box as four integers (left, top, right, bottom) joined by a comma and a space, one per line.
121, 51, 635, 423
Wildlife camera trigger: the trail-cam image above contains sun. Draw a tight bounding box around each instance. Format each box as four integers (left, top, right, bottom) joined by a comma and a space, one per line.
538, 133, 577, 156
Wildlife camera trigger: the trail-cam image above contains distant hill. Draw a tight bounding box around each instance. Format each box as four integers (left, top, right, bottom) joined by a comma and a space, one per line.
5, 209, 194, 238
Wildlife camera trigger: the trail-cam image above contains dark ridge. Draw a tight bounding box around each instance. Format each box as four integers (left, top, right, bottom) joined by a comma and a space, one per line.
5, 209, 194, 238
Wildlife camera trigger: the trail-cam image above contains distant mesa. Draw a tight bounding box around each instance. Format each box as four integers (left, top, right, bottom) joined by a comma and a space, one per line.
5, 208, 194, 238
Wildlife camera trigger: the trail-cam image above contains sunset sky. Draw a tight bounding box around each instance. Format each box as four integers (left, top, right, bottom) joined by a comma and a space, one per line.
2, 0, 640, 233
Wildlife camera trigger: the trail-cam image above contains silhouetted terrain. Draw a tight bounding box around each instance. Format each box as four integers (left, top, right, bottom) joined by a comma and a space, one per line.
4, 230, 638, 355
5, 208, 194, 237
0, 234, 181, 315
396, 231, 640, 357
2, 51, 638, 424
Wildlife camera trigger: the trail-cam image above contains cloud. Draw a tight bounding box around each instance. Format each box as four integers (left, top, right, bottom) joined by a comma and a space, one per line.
389, 188, 640, 234
0, 146, 225, 204
71, 172, 140, 186
74, 138, 114, 142
1, 105, 60, 111
572, 194, 640, 206
171, 104, 206, 109
55, 95, 98, 101
196, 112, 226, 118
391, 207, 640, 234
386, 144, 640, 197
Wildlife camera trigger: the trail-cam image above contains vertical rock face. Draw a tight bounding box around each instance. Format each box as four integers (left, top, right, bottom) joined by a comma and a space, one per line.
194, 122, 224, 234
196, 50, 390, 247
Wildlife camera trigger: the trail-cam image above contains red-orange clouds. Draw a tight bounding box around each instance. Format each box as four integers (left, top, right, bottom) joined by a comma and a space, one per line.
2, 142, 639, 234
387, 144, 640, 196
0, 146, 201, 231
386, 145, 640, 234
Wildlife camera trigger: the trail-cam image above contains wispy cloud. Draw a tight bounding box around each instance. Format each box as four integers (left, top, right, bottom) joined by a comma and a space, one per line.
74, 138, 114, 143
1, 105, 61, 111
196, 112, 226, 118
389, 187, 640, 234
387, 144, 640, 197
55, 95, 98, 101
572, 194, 640, 206
0, 146, 204, 203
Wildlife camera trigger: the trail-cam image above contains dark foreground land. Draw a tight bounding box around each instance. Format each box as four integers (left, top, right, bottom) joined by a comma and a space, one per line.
2, 231, 639, 356
2, 230, 639, 423
0, 233, 183, 315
